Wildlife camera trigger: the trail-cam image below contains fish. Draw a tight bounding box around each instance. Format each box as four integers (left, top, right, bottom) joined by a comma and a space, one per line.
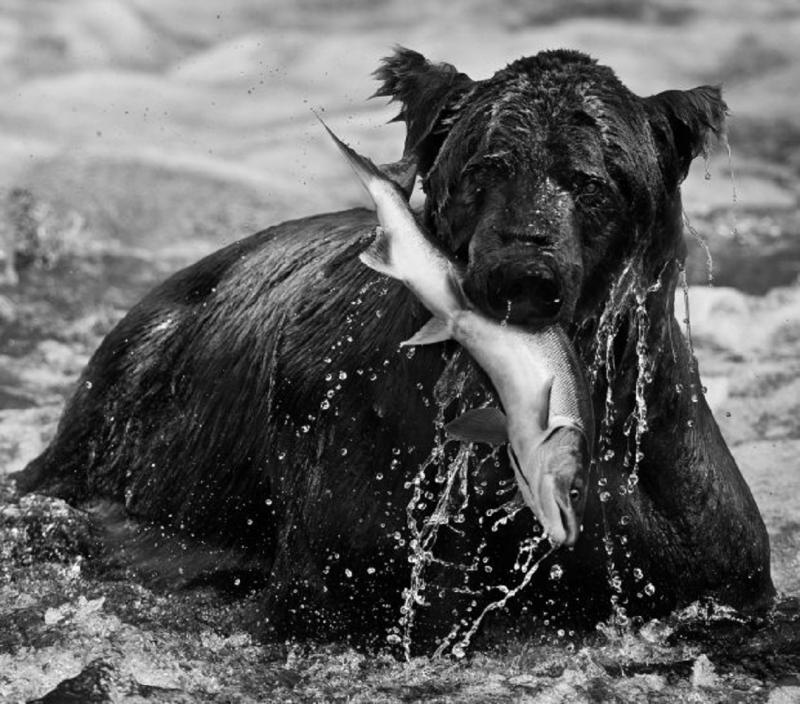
320, 118, 595, 547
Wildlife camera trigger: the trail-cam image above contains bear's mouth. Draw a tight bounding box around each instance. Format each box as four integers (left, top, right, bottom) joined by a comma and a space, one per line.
462, 258, 563, 326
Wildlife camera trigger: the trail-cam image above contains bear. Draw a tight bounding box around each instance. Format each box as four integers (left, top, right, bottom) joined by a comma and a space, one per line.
15, 48, 772, 652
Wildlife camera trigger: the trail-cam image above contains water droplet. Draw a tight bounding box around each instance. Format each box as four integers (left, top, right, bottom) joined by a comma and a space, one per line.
300, 424, 311, 433
367, 567, 375, 575
549, 564, 563, 581
265, 498, 273, 506
339, 371, 347, 380
375, 473, 383, 481
633, 567, 643, 580
320, 400, 330, 410
451, 644, 466, 659
344, 568, 353, 578
644, 582, 656, 596
687, 419, 695, 429
619, 514, 630, 526
324, 373, 333, 382
234, 577, 241, 586
386, 633, 401, 644
277, 452, 286, 461
340, 448, 348, 456
84, 380, 93, 390
599, 491, 611, 503
246, 518, 253, 526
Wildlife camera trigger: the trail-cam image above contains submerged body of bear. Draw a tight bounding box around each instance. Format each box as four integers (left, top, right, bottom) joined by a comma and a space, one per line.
17, 48, 772, 649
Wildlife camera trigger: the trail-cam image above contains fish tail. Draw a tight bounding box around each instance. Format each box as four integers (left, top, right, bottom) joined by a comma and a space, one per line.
315, 112, 389, 200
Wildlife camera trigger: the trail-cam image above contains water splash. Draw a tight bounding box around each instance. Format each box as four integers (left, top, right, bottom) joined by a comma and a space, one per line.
400, 442, 473, 659
436, 545, 557, 659
624, 268, 665, 491
722, 133, 739, 236
677, 262, 700, 428
682, 212, 714, 286
397, 351, 561, 659
399, 351, 477, 659
587, 247, 672, 624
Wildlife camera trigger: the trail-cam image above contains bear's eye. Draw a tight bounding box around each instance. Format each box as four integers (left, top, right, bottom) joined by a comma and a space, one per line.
574, 176, 606, 205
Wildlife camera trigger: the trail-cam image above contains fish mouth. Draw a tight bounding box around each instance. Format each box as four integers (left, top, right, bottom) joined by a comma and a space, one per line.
542, 475, 582, 547
508, 434, 588, 547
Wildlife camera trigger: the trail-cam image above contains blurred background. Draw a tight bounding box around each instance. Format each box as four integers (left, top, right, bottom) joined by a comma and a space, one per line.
0, 0, 798, 273
0, 2, 798, 700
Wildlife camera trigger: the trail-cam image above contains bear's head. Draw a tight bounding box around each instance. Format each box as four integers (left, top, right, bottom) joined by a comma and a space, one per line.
375, 48, 726, 328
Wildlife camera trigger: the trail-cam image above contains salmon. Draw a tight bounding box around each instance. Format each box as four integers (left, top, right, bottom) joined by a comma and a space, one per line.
321, 119, 594, 546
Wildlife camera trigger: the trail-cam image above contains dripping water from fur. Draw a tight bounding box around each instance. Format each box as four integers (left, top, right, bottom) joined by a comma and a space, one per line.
397, 350, 561, 659
398, 351, 477, 659
683, 212, 714, 287
587, 248, 672, 627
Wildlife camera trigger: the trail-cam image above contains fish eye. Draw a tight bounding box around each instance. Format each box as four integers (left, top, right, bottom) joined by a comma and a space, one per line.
569, 488, 581, 502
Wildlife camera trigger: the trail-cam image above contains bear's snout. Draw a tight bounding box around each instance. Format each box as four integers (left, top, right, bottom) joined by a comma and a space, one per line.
463, 257, 563, 326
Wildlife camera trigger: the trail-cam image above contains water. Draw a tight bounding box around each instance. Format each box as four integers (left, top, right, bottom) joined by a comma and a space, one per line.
399, 351, 475, 659
437, 545, 557, 659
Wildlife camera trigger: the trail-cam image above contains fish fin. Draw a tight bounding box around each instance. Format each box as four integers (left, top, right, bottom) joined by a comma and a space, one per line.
401, 316, 452, 346
358, 226, 397, 277
445, 408, 509, 445
534, 375, 555, 433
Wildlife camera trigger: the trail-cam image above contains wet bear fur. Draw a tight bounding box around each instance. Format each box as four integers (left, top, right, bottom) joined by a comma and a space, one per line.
17, 48, 773, 649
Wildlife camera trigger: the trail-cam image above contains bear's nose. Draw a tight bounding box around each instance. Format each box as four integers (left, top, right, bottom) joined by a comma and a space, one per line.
471, 262, 562, 326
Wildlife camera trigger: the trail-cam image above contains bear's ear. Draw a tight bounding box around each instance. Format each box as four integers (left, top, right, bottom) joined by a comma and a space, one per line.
373, 47, 474, 173
644, 85, 728, 185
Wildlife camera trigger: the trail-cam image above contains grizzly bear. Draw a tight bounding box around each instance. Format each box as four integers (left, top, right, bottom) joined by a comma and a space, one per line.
16, 48, 772, 651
